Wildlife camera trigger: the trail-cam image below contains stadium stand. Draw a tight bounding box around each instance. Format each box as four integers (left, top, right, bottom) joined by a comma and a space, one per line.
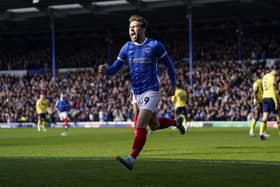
0, 0, 280, 123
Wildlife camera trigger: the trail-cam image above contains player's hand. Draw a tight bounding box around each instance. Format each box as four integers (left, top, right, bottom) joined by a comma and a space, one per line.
98, 64, 108, 74
167, 86, 175, 96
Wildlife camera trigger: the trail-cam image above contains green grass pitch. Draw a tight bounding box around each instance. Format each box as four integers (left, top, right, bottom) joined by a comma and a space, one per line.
0, 127, 280, 187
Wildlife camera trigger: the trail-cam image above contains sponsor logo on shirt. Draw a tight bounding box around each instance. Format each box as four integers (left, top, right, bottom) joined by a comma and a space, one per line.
132, 58, 152, 64
144, 47, 152, 54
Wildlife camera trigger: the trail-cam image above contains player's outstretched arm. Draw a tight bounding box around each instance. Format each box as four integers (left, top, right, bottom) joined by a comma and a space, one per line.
161, 54, 176, 87
98, 59, 125, 76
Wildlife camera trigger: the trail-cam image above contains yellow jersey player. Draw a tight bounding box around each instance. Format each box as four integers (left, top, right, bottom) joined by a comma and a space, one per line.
249, 78, 263, 136
259, 69, 280, 140
171, 82, 188, 131
36, 92, 49, 132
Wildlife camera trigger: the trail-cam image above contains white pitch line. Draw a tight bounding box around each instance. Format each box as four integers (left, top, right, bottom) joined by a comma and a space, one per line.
0, 157, 280, 166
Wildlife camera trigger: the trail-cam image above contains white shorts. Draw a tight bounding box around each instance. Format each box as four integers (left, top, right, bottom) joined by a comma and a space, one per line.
134, 90, 160, 112
58, 112, 68, 121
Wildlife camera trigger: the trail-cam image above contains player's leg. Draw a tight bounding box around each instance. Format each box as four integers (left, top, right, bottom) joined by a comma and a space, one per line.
263, 99, 277, 137
63, 117, 69, 129
249, 104, 260, 136
259, 99, 271, 140
116, 91, 158, 170
41, 114, 47, 132
177, 107, 188, 133
249, 108, 257, 135
132, 97, 138, 136
133, 114, 138, 135
116, 109, 151, 170
62, 112, 69, 136
259, 112, 268, 140
37, 115, 41, 132
148, 114, 185, 135
59, 112, 68, 136
263, 120, 270, 136
61, 117, 68, 136
131, 109, 151, 158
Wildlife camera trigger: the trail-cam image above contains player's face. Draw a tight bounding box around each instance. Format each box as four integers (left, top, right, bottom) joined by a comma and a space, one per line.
129, 21, 145, 43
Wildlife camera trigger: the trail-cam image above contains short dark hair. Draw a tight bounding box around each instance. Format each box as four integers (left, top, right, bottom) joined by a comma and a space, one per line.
129, 15, 148, 29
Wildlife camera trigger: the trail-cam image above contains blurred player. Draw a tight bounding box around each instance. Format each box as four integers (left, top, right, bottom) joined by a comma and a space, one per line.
249, 76, 263, 136
259, 69, 280, 140
171, 81, 188, 132
56, 92, 71, 136
36, 92, 49, 132
98, 14, 185, 170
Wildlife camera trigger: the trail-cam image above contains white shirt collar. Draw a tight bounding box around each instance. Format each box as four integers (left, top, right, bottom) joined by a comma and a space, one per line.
133, 37, 148, 46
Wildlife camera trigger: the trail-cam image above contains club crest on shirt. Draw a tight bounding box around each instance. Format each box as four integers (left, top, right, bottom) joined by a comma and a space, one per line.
144, 47, 152, 54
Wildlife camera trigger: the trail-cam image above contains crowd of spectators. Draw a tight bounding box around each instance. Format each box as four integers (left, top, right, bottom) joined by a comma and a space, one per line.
0, 59, 279, 123
0, 17, 280, 123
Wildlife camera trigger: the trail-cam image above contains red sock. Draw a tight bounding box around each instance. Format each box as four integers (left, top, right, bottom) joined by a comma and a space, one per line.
158, 117, 176, 129
63, 118, 68, 128
130, 128, 147, 159
133, 115, 137, 136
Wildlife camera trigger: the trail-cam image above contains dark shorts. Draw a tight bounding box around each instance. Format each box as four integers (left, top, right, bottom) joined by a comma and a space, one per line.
175, 106, 187, 116
262, 98, 276, 113
38, 113, 47, 121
